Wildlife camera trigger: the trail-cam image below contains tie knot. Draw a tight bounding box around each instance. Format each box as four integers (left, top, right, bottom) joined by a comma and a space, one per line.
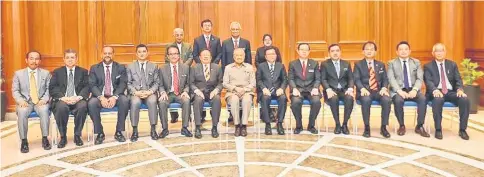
369, 62, 372, 65
30, 71, 35, 74
70, 69, 73, 72
106, 65, 110, 68
440, 63, 443, 66
403, 61, 407, 63
173, 65, 177, 69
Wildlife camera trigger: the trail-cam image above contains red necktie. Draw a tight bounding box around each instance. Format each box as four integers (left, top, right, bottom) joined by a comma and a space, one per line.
234, 39, 239, 48
173, 65, 179, 95
104, 66, 112, 96
302, 61, 307, 80
440, 63, 448, 94
205, 36, 210, 50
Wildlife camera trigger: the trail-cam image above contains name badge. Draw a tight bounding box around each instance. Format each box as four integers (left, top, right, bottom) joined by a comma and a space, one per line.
308, 69, 315, 73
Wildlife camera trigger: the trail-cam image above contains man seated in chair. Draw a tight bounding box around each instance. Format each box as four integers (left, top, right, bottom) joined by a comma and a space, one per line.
288, 43, 321, 135
256, 46, 288, 135
190, 49, 223, 139
223, 48, 256, 137
353, 42, 391, 138
158, 45, 192, 138
88, 46, 129, 144
321, 44, 354, 135
12, 51, 52, 153
49, 49, 90, 148
387, 41, 429, 137
424, 43, 470, 140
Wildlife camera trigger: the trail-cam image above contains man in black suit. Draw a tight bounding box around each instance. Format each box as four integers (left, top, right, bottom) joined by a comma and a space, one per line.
88, 46, 130, 144
257, 46, 287, 135
424, 43, 470, 140
353, 42, 391, 138
49, 49, 89, 148
321, 44, 354, 135
288, 43, 321, 134
190, 49, 223, 139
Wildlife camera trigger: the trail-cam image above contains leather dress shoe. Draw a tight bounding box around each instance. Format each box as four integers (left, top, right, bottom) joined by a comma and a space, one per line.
240, 125, 248, 137
171, 118, 178, 123
362, 126, 371, 138
415, 126, 430, 137
95, 133, 105, 145
181, 127, 193, 137
380, 127, 391, 138
334, 125, 342, 134
74, 135, 84, 146
21, 139, 29, 153
342, 124, 350, 135
308, 127, 318, 134
435, 130, 443, 139
150, 129, 159, 140
42, 137, 51, 150
159, 129, 169, 138
211, 127, 219, 138
265, 123, 272, 135
195, 127, 202, 139
234, 125, 241, 137
130, 131, 139, 142
276, 123, 285, 135
58, 136, 67, 148
114, 131, 126, 142
294, 127, 303, 134
459, 130, 469, 140
397, 125, 406, 136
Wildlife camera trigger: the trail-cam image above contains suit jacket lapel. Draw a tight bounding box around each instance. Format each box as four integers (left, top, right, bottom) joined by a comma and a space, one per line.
394, 59, 402, 79
98, 63, 105, 84
111, 62, 118, 84
62, 67, 68, 88
433, 60, 441, 85
373, 61, 380, 81
166, 65, 172, 89
273, 63, 281, 81
209, 64, 216, 83
74, 67, 81, 87
294, 60, 303, 79
36, 69, 42, 93
327, 60, 337, 79
339, 61, 345, 79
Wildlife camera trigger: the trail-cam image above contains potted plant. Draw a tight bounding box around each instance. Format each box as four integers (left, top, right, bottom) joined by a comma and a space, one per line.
1, 56, 6, 121
460, 58, 484, 114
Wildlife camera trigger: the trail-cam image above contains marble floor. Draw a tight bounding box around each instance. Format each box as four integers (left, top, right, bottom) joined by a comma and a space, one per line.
1, 107, 484, 177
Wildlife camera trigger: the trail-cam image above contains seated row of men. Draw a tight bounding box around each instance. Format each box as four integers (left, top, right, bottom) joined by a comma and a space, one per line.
13, 40, 470, 154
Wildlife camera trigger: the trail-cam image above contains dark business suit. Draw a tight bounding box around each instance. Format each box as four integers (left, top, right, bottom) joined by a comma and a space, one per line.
288, 59, 321, 128
88, 62, 130, 134
255, 46, 282, 68
424, 59, 469, 131
193, 34, 222, 64
158, 62, 191, 129
49, 66, 90, 137
321, 59, 354, 126
257, 62, 287, 124
190, 63, 223, 126
221, 37, 252, 72
353, 59, 391, 127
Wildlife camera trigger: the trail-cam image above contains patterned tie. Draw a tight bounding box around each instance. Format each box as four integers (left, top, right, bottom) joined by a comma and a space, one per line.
29, 71, 39, 104
440, 63, 448, 94
66, 69, 75, 97
234, 39, 239, 48
368, 62, 378, 91
269, 64, 275, 93
302, 61, 307, 80
104, 66, 112, 96
140, 63, 146, 89
173, 65, 179, 95
205, 36, 210, 49
204, 64, 210, 81
403, 61, 410, 89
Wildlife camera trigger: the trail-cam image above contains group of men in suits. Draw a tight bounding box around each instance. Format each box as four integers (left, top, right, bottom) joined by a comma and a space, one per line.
12, 18, 472, 154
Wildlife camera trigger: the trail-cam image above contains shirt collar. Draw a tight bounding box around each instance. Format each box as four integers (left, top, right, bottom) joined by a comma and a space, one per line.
66, 66, 76, 72
170, 62, 179, 68
436, 60, 445, 65
204, 34, 211, 39
331, 58, 340, 64
103, 62, 113, 68
399, 58, 409, 62
365, 58, 374, 64
27, 67, 38, 74
232, 37, 240, 42
232, 63, 246, 68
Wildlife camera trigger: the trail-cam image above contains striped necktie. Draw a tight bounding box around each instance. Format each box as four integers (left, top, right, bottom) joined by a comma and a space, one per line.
368, 62, 378, 91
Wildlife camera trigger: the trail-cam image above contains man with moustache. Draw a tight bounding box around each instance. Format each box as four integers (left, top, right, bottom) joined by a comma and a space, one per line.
353, 42, 391, 138
321, 44, 354, 135
165, 28, 193, 124
288, 43, 321, 134
223, 48, 256, 137
190, 49, 223, 138
49, 49, 90, 148
88, 46, 129, 144
12, 51, 52, 153
387, 41, 429, 137
158, 45, 192, 138
126, 44, 159, 141
424, 43, 470, 140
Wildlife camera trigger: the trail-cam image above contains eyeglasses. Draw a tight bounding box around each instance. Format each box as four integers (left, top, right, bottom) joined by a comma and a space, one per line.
168, 53, 180, 56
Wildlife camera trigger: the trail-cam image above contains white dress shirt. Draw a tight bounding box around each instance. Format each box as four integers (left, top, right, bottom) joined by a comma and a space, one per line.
332, 59, 342, 89
65, 66, 77, 96
436, 60, 453, 90
177, 43, 182, 54
102, 63, 114, 95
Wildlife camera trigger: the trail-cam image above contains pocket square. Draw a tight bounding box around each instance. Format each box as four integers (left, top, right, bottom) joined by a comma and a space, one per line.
148, 73, 153, 75
344, 68, 348, 71
116, 75, 121, 79
379, 71, 384, 73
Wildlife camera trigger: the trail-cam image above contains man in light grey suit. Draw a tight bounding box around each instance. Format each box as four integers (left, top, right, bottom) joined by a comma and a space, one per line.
158, 45, 192, 138
127, 44, 159, 142
12, 51, 52, 153
387, 41, 429, 137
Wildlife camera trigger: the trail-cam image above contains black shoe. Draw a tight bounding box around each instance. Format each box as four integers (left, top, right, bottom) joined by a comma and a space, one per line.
265, 123, 272, 135
415, 126, 430, 137
20, 139, 29, 153
130, 130, 139, 142
277, 123, 285, 135
181, 127, 193, 137
308, 127, 318, 134
459, 130, 469, 140
342, 124, 350, 135
228, 114, 234, 123
171, 118, 178, 123
195, 126, 202, 139
234, 125, 241, 137
95, 133, 105, 145
42, 137, 51, 150
58, 136, 67, 148
334, 125, 342, 134
294, 127, 303, 134
211, 127, 219, 138
397, 125, 406, 136
150, 128, 159, 140
435, 130, 443, 140
363, 126, 371, 138
74, 135, 84, 146
114, 131, 126, 142
159, 129, 169, 139
380, 126, 391, 138
241, 125, 248, 137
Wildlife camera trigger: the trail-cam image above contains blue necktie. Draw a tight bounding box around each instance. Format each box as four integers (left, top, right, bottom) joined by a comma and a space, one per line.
403, 61, 410, 89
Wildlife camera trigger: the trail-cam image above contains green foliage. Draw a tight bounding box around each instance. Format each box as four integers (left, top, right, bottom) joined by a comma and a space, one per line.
461, 58, 484, 85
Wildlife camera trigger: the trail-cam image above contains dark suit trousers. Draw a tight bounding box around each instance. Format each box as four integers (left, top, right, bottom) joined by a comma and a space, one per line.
193, 93, 221, 126
260, 94, 287, 124
357, 91, 391, 127
158, 93, 191, 129
326, 90, 354, 126
392, 91, 427, 126
291, 92, 321, 128
430, 91, 469, 131
88, 95, 130, 134
54, 100, 88, 136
